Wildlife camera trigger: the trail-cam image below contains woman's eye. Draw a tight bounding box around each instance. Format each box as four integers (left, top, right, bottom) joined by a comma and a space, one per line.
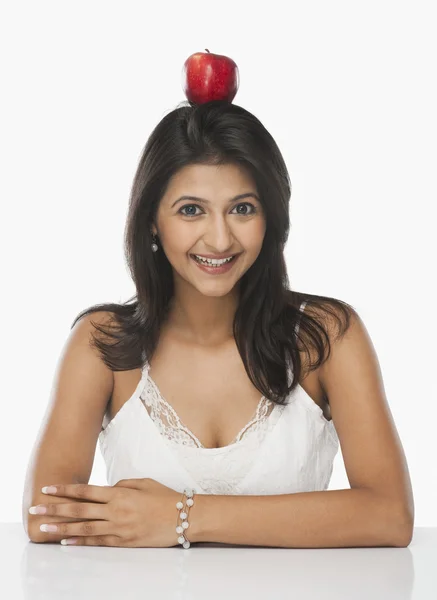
178, 203, 257, 217
179, 204, 201, 217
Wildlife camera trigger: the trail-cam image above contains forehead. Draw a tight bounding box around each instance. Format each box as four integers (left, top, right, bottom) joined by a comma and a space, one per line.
165, 163, 256, 196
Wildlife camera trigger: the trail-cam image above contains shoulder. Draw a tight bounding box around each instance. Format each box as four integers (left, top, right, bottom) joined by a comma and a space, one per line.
299, 295, 355, 342
317, 304, 376, 402
71, 310, 118, 369
73, 310, 117, 338
296, 295, 356, 379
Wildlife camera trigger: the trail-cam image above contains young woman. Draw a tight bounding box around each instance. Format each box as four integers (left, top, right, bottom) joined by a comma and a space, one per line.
23, 100, 414, 549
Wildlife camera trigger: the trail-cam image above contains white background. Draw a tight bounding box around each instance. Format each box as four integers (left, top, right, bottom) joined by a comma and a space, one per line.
1, 1, 435, 525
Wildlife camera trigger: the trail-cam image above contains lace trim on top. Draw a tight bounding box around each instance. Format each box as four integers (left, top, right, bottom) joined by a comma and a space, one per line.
140, 370, 280, 450
137, 300, 307, 453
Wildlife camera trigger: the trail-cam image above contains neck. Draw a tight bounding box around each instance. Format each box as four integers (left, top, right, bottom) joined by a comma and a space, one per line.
165, 291, 239, 347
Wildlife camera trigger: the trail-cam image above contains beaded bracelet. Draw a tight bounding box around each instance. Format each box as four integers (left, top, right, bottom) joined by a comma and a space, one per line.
175, 487, 196, 548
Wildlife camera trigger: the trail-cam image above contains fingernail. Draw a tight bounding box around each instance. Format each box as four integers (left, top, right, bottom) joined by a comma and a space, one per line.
29, 505, 47, 514
42, 486, 57, 494
40, 524, 58, 532
60, 539, 77, 545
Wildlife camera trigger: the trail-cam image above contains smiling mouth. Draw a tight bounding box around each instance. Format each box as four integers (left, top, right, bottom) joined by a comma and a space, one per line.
189, 253, 243, 274
191, 254, 238, 266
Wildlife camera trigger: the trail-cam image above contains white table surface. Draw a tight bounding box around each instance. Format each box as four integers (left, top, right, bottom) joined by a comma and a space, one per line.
2, 523, 436, 599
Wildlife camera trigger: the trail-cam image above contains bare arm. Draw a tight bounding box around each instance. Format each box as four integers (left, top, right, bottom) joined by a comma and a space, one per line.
190, 487, 411, 548
22, 311, 114, 543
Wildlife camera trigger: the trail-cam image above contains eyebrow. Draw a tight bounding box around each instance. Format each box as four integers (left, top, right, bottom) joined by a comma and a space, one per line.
171, 192, 260, 208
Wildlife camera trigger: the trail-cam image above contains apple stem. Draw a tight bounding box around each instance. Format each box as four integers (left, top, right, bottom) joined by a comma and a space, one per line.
205, 48, 210, 53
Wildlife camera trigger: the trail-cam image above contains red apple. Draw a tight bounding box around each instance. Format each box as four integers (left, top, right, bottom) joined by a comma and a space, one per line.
182, 49, 239, 104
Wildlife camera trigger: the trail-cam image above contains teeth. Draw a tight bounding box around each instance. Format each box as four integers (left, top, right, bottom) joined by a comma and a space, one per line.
194, 255, 234, 265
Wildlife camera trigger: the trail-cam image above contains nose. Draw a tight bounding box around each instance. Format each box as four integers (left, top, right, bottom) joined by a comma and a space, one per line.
202, 216, 235, 252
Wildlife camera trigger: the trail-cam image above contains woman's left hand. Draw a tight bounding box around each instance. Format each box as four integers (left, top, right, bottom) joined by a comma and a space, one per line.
34, 478, 186, 547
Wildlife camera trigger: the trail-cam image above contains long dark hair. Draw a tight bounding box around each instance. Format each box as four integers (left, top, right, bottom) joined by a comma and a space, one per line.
72, 100, 355, 405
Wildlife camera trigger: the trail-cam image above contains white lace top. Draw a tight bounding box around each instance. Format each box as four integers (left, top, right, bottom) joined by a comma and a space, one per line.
98, 301, 340, 496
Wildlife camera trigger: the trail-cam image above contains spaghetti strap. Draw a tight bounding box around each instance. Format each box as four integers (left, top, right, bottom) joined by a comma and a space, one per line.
299, 300, 308, 312
294, 300, 308, 338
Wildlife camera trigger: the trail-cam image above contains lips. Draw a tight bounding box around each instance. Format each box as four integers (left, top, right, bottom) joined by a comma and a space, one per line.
190, 252, 241, 274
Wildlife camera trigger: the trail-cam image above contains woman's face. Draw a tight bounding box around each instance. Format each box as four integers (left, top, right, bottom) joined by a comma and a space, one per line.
152, 163, 266, 296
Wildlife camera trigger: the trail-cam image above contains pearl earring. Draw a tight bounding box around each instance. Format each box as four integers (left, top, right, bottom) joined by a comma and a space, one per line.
151, 232, 158, 252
